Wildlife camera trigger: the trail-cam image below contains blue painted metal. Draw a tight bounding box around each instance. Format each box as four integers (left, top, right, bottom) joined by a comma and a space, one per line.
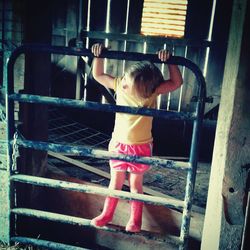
180, 95, 205, 249
6, 44, 206, 250
0, 0, 14, 243
9, 93, 196, 121
7, 44, 206, 99
11, 209, 180, 245
11, 174, 184, 209
14, 138, 191, 170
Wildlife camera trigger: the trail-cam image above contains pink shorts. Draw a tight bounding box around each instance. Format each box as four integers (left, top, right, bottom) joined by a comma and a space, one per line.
109, 140, 153, 174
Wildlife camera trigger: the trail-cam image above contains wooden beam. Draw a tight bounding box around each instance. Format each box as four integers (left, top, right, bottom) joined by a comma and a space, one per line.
201, 0, 250, 249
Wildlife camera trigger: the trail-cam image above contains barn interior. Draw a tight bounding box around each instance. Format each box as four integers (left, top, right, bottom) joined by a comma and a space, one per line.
0, 0, 249, 249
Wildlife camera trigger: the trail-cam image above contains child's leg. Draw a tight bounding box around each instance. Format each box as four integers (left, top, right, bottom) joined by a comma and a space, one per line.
128, 172, 143, 193
109, 168, 126, 190
126, 173, 144, 232
90, 169, 126, 227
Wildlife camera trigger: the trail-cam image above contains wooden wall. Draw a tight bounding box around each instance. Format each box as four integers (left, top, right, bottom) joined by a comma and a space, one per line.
0, 0, 233, 114
49, 0, 232, 115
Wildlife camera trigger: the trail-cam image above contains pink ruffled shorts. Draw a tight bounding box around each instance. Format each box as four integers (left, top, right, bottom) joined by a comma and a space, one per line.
108, 139, 153, 174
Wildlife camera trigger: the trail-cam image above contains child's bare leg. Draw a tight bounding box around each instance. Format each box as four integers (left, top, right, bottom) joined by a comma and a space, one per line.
126, 173, 144, 232
90, 169, 126, 227
109, 169, 126, 190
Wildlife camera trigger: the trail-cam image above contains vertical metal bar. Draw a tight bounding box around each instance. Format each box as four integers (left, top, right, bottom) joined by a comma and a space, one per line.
77, 0, 83, 40
122, 0, 130, 74
203, 0, 217, 77
158, 43, 167, 109
177, 45, 188, 112
143, 41, 147, 54
86, 0, 91, 48
167, 43, 175, 111
179, 89, 205, 249
2, 0, 11, 90
0, 0, 12, 244
102, 0, 111, 104
75, 0, 83, 100
83, 0, 91, 101
241, 191, 250, 250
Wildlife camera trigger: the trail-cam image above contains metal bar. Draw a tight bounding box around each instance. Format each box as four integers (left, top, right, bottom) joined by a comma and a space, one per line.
11, 174, 184, 209
6, 44, 207, 250
14, 139, 191, 170
12, 207, 90, 226
11, 236, 89, 250
49, 151, 182, 201
241, 191, 250, 250
0, 0, 13, 245
9, 93, 195, 121
11, 209, 180, 245
178, 45, 188, 112
179, 93, 205, 249
75, 0, 84, 100
7, 44, 206, 100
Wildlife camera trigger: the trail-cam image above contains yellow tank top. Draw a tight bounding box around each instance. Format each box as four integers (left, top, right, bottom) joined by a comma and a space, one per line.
112, 77, 158, 144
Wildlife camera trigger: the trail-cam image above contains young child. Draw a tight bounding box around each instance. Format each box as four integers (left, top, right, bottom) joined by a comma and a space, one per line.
90, 43, 183, 232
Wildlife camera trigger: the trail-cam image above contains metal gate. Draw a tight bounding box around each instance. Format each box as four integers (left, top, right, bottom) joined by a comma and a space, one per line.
2, 43, 206, 249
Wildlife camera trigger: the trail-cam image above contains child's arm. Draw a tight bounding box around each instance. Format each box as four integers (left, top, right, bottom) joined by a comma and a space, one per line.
91, 43, 115, 89
155, 49, 183, 95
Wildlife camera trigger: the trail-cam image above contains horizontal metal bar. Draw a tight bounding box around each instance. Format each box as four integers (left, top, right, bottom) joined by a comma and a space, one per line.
11, 174, 184, 209
7, 44, 206, 99
15, 139, 191, 170
9, 93, 196, 121
11, 209, 181, 244
7, 43, 203, 66
81, 30, 213, 48
11, 236, 89, 250
12, 208, 90, 227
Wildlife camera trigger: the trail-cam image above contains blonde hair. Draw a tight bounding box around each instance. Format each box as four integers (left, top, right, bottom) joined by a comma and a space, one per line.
125, 61, 164, 99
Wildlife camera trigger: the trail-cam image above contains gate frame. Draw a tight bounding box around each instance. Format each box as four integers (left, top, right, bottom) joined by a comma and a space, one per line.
3, 44, 206, 250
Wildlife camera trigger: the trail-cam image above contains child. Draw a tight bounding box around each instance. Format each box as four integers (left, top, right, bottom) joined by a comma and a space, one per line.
90, 43, 183, 232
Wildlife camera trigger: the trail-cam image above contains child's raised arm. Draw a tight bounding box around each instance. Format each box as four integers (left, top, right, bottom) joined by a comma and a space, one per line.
155, 49, 183, 95
91, 43, 115, 89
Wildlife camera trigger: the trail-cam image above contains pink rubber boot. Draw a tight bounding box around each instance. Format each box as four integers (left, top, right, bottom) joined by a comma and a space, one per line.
90, 196, 118, 227
125, 201, 143, 232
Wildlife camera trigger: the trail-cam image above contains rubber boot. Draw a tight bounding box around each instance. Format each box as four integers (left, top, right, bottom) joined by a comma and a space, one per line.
90, 196, 118, 227
125, 201, 143, 232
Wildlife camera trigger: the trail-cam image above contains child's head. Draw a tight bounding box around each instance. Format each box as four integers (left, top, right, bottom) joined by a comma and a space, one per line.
125, 61, 164, 99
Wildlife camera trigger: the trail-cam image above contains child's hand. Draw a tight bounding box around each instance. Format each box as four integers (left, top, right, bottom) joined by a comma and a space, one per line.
158, 49, 171, 62
91, 43, 106, 57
